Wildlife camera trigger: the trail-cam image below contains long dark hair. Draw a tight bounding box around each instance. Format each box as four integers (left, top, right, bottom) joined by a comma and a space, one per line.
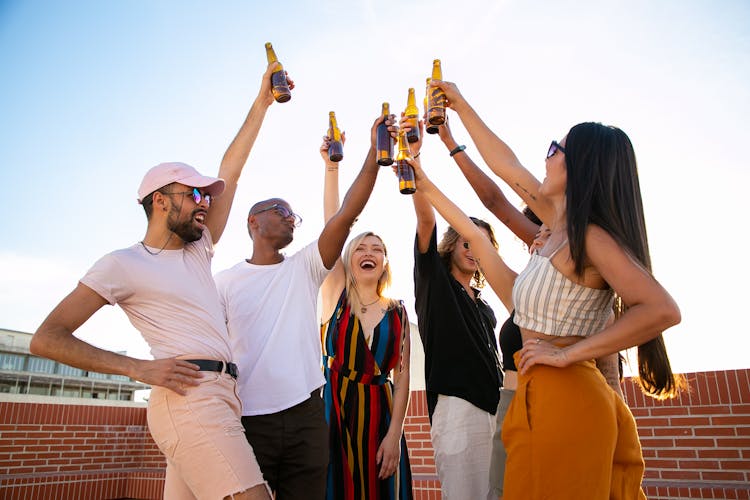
564, 122, 684, 399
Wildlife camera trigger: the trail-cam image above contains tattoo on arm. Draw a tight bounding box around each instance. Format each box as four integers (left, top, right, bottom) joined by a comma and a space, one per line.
514, 182, 537, 201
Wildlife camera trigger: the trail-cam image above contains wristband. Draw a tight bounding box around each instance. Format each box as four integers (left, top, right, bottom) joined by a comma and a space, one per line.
449, 144, 466, 157
414, 151, 421, 159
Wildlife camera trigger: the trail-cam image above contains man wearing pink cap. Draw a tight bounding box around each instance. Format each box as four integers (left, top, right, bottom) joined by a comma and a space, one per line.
30, 63, 288, 500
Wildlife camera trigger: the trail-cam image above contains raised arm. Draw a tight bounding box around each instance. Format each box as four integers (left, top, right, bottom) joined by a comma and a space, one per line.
320, 133, 347, 321
409, 156, 517, 312
431, 79, 555, 225
206, 62, 289, 243
377, 306, 411, 479
318, 114, 396, 269
398, 116, 436, 253
436, 116, 538, 246
30, 283, 202, 395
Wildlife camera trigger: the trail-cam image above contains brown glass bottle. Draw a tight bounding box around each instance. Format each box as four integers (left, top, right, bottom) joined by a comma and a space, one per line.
376, 103, 394, 166
427, 59, 446, 125
395, 130, 416, 195
327, 112, 344, 162
265, 42, 291, 103
424, 78, 439, 134
404, 88, 420, 143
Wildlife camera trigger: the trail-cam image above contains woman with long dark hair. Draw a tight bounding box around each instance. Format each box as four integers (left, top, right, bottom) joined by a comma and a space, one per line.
411, 80, 683, 499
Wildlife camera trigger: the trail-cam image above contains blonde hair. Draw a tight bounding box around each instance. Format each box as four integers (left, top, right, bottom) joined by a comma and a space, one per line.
341, 232, 396, 314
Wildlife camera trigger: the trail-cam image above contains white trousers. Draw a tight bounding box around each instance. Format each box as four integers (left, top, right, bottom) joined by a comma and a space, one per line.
430, 395, 495, 500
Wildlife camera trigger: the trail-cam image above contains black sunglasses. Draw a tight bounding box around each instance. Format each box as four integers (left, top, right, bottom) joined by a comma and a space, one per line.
546, 140, 566, 159
164, 188, 211, 207
250, 203, 303, 227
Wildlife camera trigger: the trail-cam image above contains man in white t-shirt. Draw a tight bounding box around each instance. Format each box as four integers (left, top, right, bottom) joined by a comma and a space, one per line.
30, 63, 286, 500
214, 114, 395, 500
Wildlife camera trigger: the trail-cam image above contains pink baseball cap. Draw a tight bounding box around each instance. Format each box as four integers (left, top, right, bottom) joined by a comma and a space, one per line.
137, 162, 226, 203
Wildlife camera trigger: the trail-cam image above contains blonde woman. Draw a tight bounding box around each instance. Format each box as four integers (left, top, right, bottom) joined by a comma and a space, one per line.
318, 129, 413, 499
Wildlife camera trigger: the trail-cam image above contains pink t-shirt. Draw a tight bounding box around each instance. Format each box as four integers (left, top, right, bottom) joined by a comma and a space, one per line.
81, 230, 232, 361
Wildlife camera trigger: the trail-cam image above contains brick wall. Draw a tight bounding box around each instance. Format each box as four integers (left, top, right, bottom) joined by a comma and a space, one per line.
0, 397, 165, 499
1, 369, 749, 499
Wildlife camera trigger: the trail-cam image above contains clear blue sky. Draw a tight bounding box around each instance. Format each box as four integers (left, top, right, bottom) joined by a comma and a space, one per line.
1, 0, 748, 373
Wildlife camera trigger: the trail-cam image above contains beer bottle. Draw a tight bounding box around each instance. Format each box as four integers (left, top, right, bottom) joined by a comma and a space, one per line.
424, 78, 439, 134
395, 130, 416, 195
327, 112, 344, 162
376, 103, 394, 166
265, 42, 292, 103
427, 59, 446, 125
404, 88, 420, 143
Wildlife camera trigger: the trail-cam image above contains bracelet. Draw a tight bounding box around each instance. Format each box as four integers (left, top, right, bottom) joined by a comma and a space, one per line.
414, 151, 421, 159
449, 144, 466, 157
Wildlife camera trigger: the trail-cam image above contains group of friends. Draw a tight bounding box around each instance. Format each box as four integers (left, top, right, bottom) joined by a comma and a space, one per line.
31, 60, 683, 500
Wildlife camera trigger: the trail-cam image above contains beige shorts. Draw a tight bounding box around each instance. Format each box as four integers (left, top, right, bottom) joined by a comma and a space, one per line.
147, 371, 269, 499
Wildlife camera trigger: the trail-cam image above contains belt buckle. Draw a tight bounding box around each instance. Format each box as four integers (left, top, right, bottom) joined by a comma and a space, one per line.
225, 362, 238, 379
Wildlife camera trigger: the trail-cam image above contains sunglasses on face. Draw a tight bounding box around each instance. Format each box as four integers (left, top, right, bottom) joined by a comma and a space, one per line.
250, 203, 303, 227
546, 140, 566, 159
165, 188, 211, 207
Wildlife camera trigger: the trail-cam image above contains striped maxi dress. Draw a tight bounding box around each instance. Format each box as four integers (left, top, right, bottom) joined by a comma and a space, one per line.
321, 291, 414, 500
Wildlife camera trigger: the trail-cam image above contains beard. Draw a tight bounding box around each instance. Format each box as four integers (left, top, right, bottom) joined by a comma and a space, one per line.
167, 207, 203, 243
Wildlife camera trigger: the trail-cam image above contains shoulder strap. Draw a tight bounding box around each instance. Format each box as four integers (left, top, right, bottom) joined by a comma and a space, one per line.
548, 238, 568, 259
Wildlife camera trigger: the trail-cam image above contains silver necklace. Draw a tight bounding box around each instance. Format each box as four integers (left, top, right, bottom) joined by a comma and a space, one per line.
140, 232, 173, 256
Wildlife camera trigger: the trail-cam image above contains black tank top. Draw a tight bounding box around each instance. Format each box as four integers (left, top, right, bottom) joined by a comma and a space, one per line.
499, 310, 523, 372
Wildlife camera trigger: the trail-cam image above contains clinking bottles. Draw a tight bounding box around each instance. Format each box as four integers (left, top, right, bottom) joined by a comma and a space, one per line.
427, 59, 446, 125
395, 130, 416, 195
376, 103, 394, 166
424, 78, 439, 135
265, 42, 291, 103
327, 112, 344, 162
404, 88, 420, 143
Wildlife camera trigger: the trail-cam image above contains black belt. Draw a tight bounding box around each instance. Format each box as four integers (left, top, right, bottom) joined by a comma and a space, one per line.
186, 359, 238, 379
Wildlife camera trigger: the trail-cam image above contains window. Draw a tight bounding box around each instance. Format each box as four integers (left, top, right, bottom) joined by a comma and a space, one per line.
0, 353, 24, 371
26, 356, 56, 373
57, 364, 84, 377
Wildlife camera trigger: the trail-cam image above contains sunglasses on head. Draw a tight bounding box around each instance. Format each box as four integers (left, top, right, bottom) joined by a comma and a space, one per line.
250, 203, 303, 227
165, 188, 211, 207
546, 140, 566, 159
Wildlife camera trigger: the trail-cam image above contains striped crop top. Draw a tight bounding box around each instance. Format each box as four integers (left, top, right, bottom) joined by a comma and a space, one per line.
512, 242, 614, 338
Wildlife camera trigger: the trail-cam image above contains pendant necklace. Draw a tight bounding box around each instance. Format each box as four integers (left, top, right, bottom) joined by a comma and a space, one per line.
360, 297, 380, 314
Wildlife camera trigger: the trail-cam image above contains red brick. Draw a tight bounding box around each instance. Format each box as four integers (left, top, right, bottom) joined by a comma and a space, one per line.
697, 448, 740, 459
712, 415, 750, 426
717, 437, 750, 447
720, 460, 750, 470
702, 470, 746, 481
695, 426, 736, 436
679, 459, 719, 469
656, 448, 696, 458
652, 427, 692, 437
674, 437, 716, 447
660, 469, 701, 480
648, 407, 689, 416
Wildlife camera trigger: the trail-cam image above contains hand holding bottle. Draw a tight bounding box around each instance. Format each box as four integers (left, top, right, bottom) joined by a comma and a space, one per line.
398, 113, 424, 159
430, 79, 467, 113
370, 110, 398, 160
319, 131, 346, 164
258, 61, 295, 108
